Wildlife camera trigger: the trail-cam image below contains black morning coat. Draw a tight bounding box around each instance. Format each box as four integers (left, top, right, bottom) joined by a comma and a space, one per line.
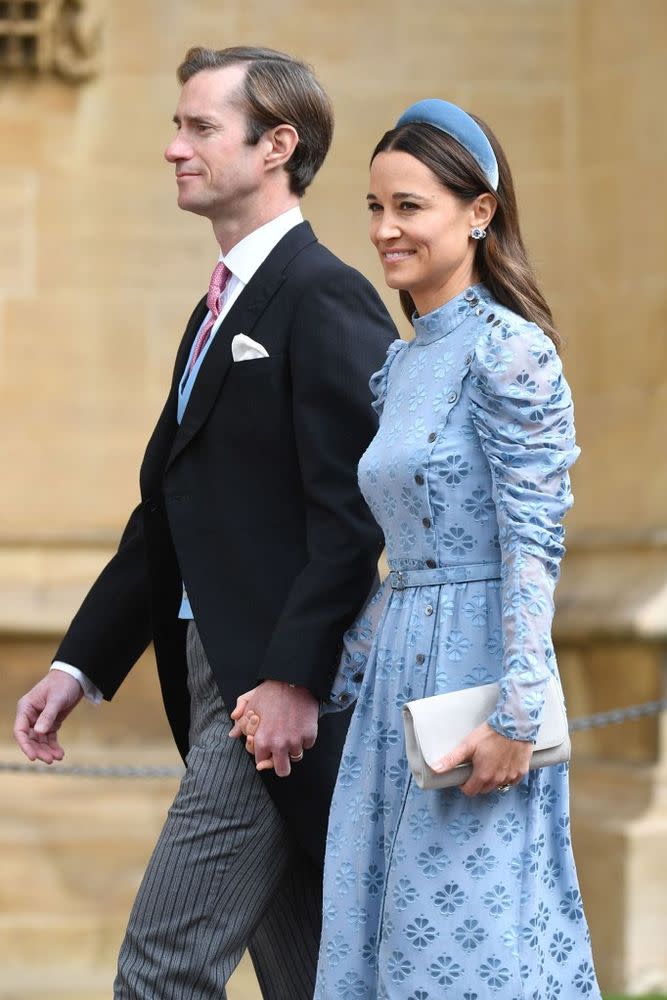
55, 222, 398, 865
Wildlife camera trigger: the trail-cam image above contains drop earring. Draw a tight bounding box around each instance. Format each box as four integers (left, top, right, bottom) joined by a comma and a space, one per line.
470, 227, 486, 240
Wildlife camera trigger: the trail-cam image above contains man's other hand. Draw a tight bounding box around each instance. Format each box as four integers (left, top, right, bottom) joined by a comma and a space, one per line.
13, 672, 84, 764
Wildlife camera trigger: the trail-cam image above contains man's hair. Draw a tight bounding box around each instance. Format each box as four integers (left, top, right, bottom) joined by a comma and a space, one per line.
177, 46, 334, 197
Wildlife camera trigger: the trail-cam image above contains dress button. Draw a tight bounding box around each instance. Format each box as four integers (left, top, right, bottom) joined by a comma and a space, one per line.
464, 289, 475, 301
339, 693, 350, 703
422, 517, 431, 529
414, 473, 424, 485
475, 306, 484, 316
486, 313, 496, 323
416, 654, 425, 665
447, 391, 458, 404
428, 432, 437, 443
425, 604, 433, 616
352, 672, 364, 683
426, 558, 436, 568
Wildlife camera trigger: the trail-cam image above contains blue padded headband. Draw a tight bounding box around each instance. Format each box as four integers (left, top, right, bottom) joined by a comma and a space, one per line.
395, 99, 499, 190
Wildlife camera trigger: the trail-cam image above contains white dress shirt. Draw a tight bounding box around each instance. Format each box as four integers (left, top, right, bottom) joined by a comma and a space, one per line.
52, 206, 304, 702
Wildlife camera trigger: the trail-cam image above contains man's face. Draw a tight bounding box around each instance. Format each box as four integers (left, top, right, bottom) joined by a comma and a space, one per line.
165, 65, 267, 222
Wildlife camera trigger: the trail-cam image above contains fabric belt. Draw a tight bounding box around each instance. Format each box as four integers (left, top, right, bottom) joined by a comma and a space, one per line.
389, 561, 502, 589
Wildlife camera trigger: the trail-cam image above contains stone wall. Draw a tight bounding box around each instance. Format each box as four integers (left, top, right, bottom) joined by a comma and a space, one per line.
1, 0, 665, 995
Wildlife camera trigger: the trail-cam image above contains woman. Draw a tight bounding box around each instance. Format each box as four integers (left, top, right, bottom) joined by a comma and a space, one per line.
312, 100, 600, 999
235, 99, 600, 998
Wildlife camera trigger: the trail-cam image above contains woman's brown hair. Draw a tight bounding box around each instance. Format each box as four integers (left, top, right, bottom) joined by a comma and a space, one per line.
371, 118, 561, 350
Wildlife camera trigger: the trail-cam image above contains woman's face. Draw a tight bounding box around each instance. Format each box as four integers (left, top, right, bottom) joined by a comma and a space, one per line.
368, 150, 479, 315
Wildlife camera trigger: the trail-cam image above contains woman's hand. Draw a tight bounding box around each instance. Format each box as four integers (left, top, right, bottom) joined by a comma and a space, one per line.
432, 721, 533, 797
228, 688, 259, 739
229, 690, 274, 769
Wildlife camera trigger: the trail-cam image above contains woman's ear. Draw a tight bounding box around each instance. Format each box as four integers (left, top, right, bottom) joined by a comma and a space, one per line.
263, 124, 299, 172
470, 192, 497, 231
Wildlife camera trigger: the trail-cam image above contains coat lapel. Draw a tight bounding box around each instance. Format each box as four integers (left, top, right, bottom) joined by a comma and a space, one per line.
140, 298, 208, 496
165, 221, 317, 472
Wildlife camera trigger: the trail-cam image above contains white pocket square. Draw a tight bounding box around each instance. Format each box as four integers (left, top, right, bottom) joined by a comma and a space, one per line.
231, 333, 270, 362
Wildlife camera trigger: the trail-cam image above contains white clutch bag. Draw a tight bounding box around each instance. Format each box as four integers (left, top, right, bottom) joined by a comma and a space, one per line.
402, 674, 570, 790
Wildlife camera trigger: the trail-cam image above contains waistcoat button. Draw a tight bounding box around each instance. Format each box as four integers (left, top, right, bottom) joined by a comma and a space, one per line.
414, 473, 424, 485
426, 558, 436, 568
425, 604, 433, 616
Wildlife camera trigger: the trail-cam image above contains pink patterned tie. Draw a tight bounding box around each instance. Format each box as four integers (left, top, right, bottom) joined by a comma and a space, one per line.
189, 261, 231, 371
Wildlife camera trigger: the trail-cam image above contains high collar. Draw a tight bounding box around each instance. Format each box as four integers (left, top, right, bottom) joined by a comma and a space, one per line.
412, 282, 490, 345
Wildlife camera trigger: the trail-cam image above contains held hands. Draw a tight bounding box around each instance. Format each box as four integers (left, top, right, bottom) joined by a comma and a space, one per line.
228, 680, 318, 778
432, 721, 533, 797
13, 672, 84, 764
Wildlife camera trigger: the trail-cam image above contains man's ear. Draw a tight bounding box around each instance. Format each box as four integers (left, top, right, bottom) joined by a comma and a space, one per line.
263, 124, 299, 173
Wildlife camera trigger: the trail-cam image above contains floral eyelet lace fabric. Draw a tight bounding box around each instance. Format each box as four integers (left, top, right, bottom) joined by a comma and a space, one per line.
315, 285, 600, 999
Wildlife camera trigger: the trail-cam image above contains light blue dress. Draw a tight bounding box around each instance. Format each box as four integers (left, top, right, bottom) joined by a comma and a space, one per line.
315, 285, 601, 999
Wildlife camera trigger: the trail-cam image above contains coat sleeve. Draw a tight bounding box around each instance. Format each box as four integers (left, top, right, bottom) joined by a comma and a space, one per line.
256, 267, 396, 697
52, 502, 153, 699
51, 302, 206, 699
469, 318, 580, 742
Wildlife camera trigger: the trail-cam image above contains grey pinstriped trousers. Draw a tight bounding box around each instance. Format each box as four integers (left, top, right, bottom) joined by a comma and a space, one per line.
114, 622, 321, 999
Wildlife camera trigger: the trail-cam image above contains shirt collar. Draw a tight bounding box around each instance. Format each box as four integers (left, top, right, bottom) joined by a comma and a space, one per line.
218, 206, 304, 286
412, 282, 490, 345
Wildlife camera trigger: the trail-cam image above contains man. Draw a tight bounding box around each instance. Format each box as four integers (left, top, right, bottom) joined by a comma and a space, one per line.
13, 46, 396, 998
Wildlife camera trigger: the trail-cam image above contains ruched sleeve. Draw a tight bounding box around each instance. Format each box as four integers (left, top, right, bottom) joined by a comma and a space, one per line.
469, 319, 580, 742
369, 339, 408, 415
321, 578, 392, 714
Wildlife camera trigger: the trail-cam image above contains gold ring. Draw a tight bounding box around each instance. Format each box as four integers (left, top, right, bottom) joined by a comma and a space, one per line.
289, 751, 304, 763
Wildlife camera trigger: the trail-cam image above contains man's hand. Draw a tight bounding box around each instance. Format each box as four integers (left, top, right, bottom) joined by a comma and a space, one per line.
229, 680, 318, 778
13, 672, 84, 764
432, 721, 533, 797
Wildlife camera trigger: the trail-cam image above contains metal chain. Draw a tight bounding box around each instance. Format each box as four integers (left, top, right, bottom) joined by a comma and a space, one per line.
0, 761, 184, 778
1, 698, 665, 779
567, 698, 667, 732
